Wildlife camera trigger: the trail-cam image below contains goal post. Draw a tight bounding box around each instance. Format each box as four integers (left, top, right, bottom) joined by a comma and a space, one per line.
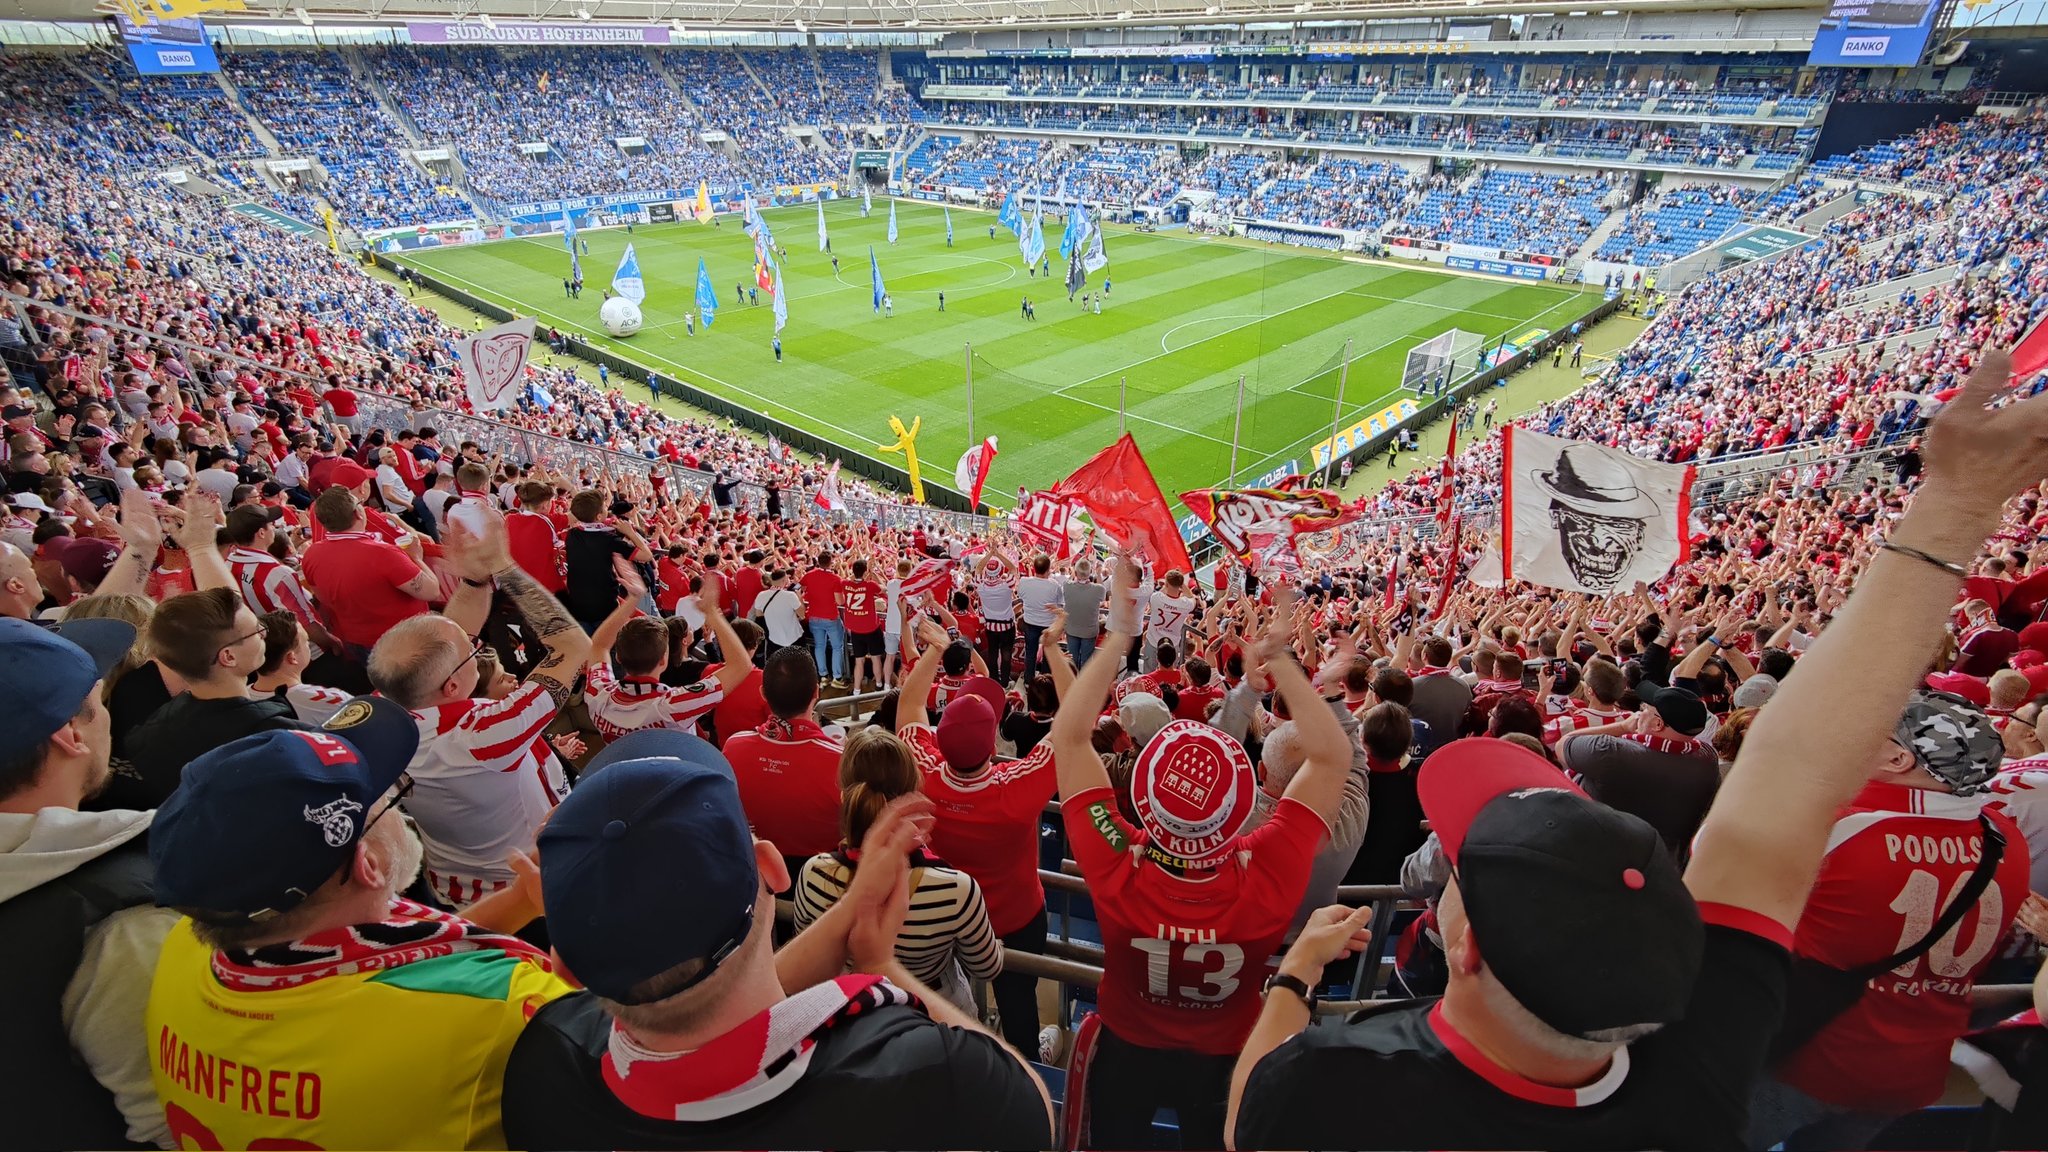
1401, 328, 1486, 394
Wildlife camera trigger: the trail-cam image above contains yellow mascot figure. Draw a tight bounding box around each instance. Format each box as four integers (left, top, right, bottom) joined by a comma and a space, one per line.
877, 415, 925, 504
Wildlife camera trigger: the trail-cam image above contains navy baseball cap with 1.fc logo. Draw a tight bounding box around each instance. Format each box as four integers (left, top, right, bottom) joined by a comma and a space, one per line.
149, 696, 421, 925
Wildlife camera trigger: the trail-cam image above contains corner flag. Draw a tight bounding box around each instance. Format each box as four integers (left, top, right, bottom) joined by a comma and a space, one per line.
694, 257, 717, 327
869, 246, 886, 313
612, 244, 646, 304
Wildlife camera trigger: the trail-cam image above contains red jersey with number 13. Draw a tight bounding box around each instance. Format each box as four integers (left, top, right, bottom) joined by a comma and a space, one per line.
1061, 786, 1324, 1054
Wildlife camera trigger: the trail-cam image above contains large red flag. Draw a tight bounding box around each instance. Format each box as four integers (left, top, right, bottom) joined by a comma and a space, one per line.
1434, 419, 1459, 529
1051, 434, 1195, 575
2014, 318, 2048, 382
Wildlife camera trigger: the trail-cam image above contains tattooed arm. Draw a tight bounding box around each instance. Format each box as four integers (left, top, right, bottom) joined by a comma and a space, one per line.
459, 504, 591, 708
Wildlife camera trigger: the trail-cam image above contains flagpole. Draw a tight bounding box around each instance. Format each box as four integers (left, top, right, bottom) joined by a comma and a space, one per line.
1119, 376, 1127, 436
965, 343, 974, 445
1228, 373, 1245, 484
1327, 338, 1351, 486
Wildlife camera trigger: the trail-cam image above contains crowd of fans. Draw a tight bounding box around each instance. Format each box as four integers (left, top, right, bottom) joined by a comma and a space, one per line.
7, 44, 2048, 1151
1597, 183, 1762, 265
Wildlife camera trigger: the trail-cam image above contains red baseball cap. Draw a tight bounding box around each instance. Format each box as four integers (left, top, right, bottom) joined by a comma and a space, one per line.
328, 461, 372, 490
1924, 671, 1991, 708
934, 694, 998, 771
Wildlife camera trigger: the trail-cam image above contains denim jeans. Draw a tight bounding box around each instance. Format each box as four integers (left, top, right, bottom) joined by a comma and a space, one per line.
809, 617, 847, 681
1066, 632, 1096, 671
1021, 622, 1046, 681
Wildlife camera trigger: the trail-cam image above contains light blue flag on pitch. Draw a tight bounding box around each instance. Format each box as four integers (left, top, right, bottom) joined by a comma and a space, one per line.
997, 192, 1021, 235
1021, 207, 1045, 268
561, 209, 581, 280
817, 198, 828, 252
743, 198, 759, 236
1059, 203, 1085, 260
773, 262, 788, 334
945, 205, 953, 244
862, 185, 871, 217
887, 200, 898, 244
1083, 207, 1108, 275
869, 246, 886, 313
612, 244, 646, 304
694, 257, 717, 327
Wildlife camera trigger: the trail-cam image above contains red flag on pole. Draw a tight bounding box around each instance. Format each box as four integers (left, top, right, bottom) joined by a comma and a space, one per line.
1434, 418, 1459, 529
1431, 514, 1461, 621
953, 437, 998, 509
1384, 547, 1401, 612
1050, 434, 1195, 575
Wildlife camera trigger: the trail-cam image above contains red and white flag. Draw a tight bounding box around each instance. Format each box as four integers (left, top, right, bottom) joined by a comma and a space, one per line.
813, 460, 846, 512
2012, 316, 2048, 382
900, 555, 954, 600
1434, 420, 1459, 529
953, 436, 998, 509
1384, 547, 1401, 611
1013, 490, 1078, 559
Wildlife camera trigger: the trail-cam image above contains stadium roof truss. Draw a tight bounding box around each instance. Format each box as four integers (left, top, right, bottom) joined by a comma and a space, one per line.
69, 0, 1824, 35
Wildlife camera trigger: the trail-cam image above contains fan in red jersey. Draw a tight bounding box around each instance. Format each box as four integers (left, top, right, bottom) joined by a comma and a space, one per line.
1046, 551, 1350, 1150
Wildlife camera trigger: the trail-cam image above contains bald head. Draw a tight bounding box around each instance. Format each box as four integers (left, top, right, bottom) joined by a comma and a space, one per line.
0, 541, 43, 620
368, 615, 475, 709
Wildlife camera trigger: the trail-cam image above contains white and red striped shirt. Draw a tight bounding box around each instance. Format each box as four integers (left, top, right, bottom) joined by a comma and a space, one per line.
227, 546, 319, 633
405, 680, 565, 909
1984, 760, 2048, 897
1542, 703, 1631, 745
584, 661, 725, 742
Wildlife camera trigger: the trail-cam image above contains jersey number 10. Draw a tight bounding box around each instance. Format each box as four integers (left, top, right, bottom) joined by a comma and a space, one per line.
1887, 867, 2004, 979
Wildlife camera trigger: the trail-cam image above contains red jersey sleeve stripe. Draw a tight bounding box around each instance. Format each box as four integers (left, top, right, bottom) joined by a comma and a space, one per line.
465, 684, 561, 768
1695, 900, 1795, 950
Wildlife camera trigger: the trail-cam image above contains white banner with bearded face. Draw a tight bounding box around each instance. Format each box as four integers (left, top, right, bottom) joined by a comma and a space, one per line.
1504, 426, 1694, 595
458, 317, 537, 412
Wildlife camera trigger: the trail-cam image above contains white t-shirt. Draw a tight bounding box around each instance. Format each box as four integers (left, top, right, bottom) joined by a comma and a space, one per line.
884, 577, 904, 632
753, 586, 806, 646
376, 464, 411, 510
977, 578, 1015, 623
1147, 591, 1197, 644
1017, 575, 1064, 627
194, 467, 238, 504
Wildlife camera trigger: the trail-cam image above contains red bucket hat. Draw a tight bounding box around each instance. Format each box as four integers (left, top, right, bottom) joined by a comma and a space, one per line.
1129, 720, 1257, 866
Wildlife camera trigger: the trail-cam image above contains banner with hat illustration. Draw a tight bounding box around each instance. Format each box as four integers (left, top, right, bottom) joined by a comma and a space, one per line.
1502, 426, 1694, 595
456, 317, 536, 413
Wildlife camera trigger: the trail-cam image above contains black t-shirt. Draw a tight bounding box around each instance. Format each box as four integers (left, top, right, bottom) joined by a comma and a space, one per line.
503, 991, 1052, 1152
562, 524, 634, 622
88, 662, 176, 812
1235, 919, 1788, 1151
122, 692, 310, 808
1002, 711, 1053, 757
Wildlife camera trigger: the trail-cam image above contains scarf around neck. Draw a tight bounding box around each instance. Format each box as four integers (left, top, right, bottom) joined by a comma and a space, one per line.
211, 897, 551, 992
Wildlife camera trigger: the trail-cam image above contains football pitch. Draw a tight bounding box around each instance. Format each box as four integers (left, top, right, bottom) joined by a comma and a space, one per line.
392, 199, 1596, 507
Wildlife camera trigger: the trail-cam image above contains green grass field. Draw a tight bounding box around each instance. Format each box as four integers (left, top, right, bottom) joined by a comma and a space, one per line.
393, 199, 1595, 507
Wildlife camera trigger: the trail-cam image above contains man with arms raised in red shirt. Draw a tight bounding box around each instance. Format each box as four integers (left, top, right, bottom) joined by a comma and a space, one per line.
1050, 554, 1347, 1150
898, 624, 1065, 1056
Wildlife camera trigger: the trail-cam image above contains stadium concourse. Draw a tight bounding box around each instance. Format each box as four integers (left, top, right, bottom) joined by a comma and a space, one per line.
6, 17, 2048, 1152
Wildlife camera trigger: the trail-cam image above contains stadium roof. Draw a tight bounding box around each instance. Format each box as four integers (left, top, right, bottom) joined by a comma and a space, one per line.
52, 0, 1820, 35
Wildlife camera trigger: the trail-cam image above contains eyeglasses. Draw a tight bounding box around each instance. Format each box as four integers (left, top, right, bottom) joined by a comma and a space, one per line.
363, 772, 415, 838
215, 625, 267, 664
444, 636, 488, 684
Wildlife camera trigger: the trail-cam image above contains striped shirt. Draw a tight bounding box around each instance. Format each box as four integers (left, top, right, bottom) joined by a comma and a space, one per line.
405, 681, 566, 908
227, 546, 319, 633
584, 662, 724, 741
793, 853, 1002, 1011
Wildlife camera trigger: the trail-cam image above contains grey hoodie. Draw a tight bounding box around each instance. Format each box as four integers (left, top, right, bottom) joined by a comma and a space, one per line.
1, 806, 177, 1148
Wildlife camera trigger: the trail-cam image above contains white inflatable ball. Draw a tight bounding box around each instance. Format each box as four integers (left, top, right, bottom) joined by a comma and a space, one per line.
600, 296, 643, 337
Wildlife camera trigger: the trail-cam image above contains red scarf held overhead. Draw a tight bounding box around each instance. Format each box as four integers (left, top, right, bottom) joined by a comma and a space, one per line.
603, 974, 921, 1121
210, 898, 551, 992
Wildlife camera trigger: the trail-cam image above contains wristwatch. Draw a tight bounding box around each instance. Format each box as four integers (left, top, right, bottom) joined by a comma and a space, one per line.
1263, 971, 1316, 1010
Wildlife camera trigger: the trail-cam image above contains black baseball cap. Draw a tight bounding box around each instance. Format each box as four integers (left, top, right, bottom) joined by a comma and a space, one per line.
1419, 738, 1703, 1036
1638, 683, 1709, 736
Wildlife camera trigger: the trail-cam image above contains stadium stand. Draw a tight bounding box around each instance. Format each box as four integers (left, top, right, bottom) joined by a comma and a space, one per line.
6, 30, 2048, 1152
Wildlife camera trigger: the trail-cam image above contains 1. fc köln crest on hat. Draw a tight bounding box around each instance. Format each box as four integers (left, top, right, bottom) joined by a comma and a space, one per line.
1132, 720, 1256, 865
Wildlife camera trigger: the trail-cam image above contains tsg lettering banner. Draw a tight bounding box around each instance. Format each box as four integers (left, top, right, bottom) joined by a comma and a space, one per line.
406, 21, 672, 44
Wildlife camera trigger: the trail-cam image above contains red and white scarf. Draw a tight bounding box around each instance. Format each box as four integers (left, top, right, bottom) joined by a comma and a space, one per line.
756, 713, 833, 744
211, 898, 551, 992
603, 974, 921, 1121
1621, 731, 1707, 757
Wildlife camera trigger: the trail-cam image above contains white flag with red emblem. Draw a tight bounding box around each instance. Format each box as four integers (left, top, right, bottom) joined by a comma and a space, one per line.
457, 317, 536, 412
953, 436, 998, 509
